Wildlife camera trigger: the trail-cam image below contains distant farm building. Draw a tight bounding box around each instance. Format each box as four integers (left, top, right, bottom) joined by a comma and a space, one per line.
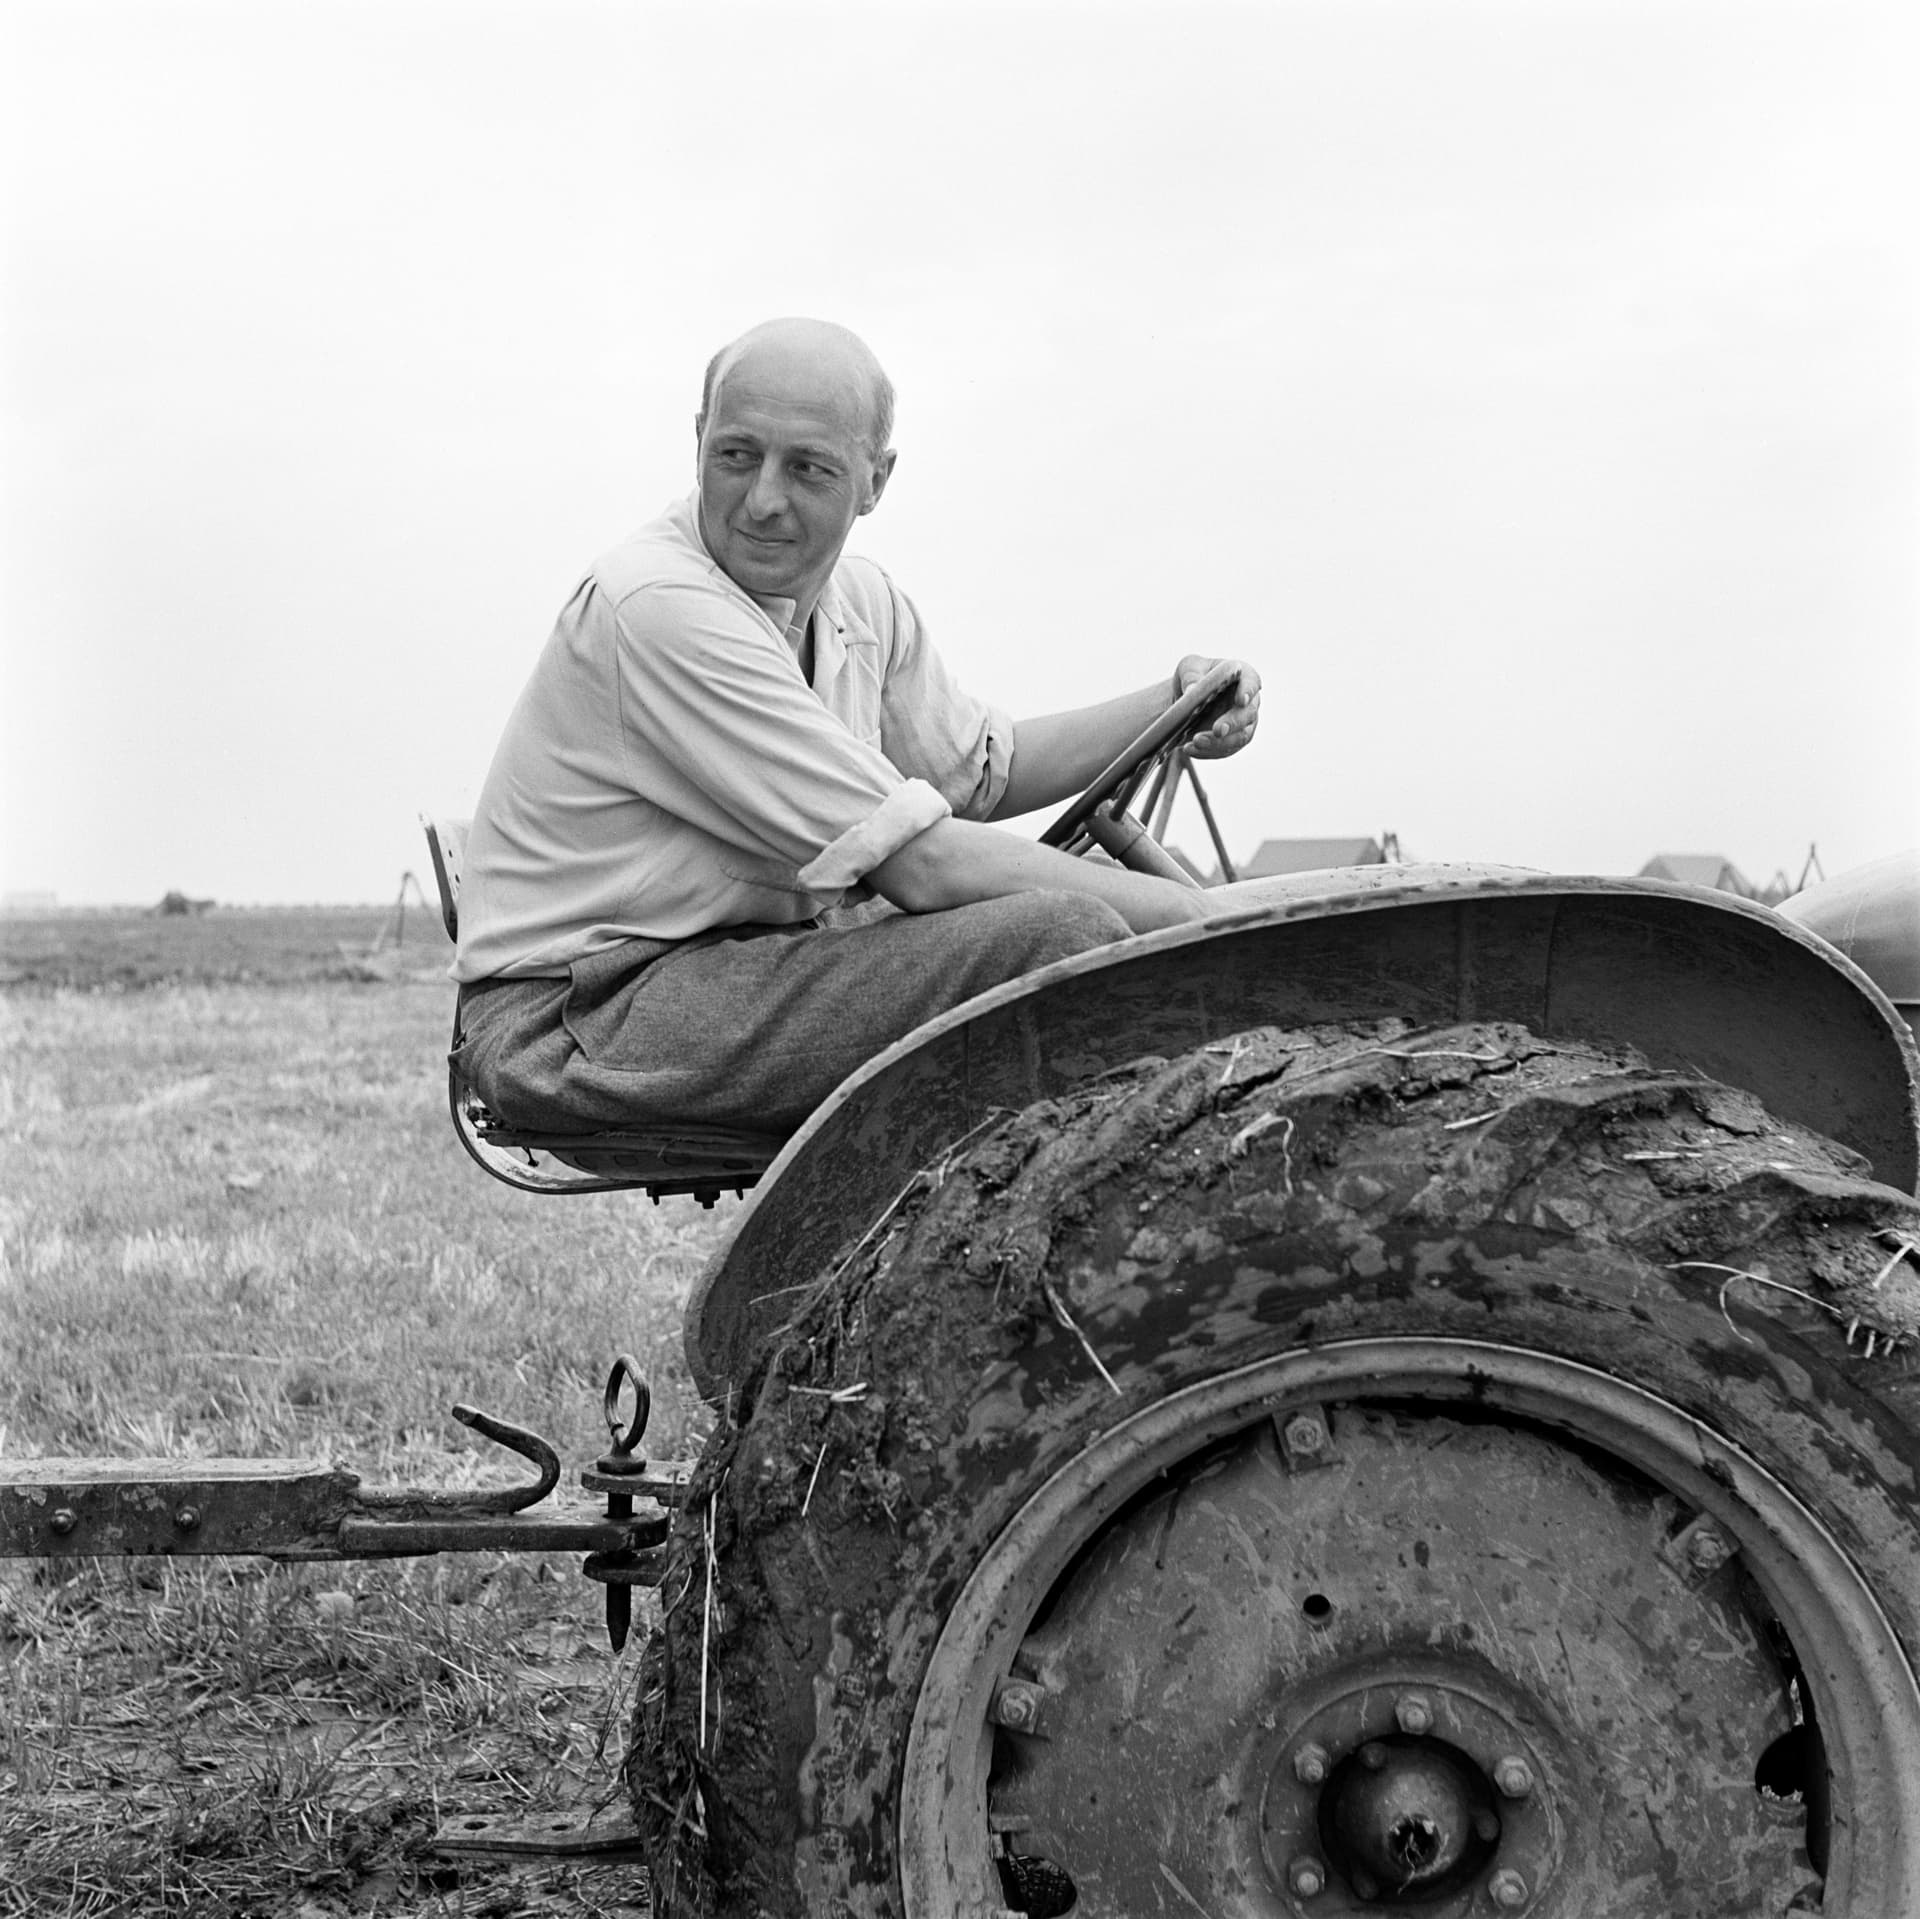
1638, 853, 1810, 907
1241, 836, 1397, 878
1638, 853, 1750, 895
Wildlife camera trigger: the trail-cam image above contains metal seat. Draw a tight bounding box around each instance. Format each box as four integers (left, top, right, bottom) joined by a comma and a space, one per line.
421, 816, 782, 1207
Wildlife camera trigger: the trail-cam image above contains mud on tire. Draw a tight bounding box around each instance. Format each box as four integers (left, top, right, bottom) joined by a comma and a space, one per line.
631, 1019, 1920, 1917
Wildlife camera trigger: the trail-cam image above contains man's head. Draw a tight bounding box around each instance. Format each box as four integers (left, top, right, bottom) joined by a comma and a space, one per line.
695, 318, 897, 612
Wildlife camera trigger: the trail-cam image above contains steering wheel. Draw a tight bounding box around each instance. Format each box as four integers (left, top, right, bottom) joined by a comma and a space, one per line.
1037, 662, 1244, 879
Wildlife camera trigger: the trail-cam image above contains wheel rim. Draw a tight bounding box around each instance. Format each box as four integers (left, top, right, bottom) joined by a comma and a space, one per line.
898, 1338, 1920, 1917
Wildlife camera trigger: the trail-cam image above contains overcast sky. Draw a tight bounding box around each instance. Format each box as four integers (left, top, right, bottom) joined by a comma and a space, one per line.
3, 0, 1913, 904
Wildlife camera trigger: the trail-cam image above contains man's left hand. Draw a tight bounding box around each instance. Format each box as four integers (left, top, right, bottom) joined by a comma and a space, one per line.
1175, 654, 1262, 759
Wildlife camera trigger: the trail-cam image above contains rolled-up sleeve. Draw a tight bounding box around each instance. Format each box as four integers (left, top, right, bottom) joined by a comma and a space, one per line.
610, 580, 947, 887
798, 779, 950, 890
873, 577, 1014, 821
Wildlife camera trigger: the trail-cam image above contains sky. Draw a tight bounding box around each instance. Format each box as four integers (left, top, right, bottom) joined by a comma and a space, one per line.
2, 0, 1914, 905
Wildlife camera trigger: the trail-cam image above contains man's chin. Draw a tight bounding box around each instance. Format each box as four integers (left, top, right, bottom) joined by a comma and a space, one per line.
725, 542, 802, 592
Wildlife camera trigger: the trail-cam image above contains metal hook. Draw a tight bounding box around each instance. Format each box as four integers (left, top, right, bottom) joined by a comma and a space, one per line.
603, 1354, 651, 1461
357, 1403, 560, 1515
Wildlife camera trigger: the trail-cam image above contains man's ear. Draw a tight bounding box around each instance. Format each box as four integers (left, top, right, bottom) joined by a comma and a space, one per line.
861, 448, 898, 516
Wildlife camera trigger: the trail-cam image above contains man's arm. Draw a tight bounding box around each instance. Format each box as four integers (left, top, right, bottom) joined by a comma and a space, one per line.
866, 815, 1214, 933
988, 653, 1263, 821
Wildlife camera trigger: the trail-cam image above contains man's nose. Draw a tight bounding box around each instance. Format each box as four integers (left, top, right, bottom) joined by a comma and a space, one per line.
744, 458, 788, 519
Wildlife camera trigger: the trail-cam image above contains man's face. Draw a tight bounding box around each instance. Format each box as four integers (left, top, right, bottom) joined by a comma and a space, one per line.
696, 350, 893, 609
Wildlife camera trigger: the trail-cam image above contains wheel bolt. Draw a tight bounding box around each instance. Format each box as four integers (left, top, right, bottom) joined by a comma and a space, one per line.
989, 1679, 1046, 1733
1394, 1691, 1434, 1735
1287, 1856, 1326, 1898
1473, 1809, 1502, 1843
1291, 1741, 1331, 1786
1282, 1412, 1327, 1457
1494, 1755, 1534, 1799
1350, 1868, 1381, 1901
1687, 1525, 1733, 1573
1489, 1868, 1530, 1909
1359, 1741, 1389, 1771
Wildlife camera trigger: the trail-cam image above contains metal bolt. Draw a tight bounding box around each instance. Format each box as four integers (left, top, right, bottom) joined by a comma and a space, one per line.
1687, 1525, 1734, 1573
1394, 1691, 1434, 1735
173, 1506, 201, 1532
1359, 1741, 1389, 1771
49, 1508, 76, 1536
1350, 1869, 1382, 1901
1287, 1856, 1326, 1898
989, 1679, 1047, 1734
1493, 1755, 1535, 1799
1489, 1867, 1531, 1909
1473, 1809, 1503, 1843
1292, 1741, 1331, 1786
1282, 1412, 1328, 1457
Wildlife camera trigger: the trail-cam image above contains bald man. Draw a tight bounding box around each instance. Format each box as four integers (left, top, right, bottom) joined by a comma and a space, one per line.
451, 318, 1260, 1135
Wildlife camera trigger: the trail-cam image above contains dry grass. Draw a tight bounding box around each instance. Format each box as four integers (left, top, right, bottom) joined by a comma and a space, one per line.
1, 961, 735, 1915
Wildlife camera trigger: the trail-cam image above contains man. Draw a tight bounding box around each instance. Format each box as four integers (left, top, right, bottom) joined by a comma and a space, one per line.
451, 318, 1260, 1134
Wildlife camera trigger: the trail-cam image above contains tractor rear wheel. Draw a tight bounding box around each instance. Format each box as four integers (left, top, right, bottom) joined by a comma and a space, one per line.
632, 1020, 1920, 1917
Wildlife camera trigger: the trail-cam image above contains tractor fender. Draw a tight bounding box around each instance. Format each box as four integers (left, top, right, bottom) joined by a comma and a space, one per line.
685, 867, 1920, 1402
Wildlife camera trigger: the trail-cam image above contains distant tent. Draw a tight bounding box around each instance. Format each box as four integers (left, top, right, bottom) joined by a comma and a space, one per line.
1638, 854, 1751, 897
1241, 837, 1386, 878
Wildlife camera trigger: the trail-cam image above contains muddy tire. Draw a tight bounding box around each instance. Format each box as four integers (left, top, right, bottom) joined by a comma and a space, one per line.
631, 1020, 1920, 1917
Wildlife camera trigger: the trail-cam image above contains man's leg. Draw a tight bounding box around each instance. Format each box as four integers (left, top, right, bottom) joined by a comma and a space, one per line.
463, 890, 1130, 1134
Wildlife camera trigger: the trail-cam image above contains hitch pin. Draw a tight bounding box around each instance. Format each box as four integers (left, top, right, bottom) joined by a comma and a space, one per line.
595, 1355, 651, 1653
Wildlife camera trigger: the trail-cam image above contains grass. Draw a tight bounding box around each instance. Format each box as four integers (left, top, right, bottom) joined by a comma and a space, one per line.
0, 926, 736, 1915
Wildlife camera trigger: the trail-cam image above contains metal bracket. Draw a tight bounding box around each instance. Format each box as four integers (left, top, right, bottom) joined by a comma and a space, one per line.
2, 1370, 686, 1566
429, 1807, 650, 1862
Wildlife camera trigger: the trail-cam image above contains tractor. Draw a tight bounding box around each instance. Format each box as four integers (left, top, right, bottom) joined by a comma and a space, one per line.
11, 676, 1920, 1917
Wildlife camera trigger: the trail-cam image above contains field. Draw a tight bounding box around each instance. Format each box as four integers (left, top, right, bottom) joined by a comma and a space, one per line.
0, 911, 734, 1915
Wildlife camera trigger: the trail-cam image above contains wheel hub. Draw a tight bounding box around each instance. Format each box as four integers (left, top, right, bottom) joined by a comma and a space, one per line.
1316, 1734, 1493, 1899
1258, 1662, 1564, 1912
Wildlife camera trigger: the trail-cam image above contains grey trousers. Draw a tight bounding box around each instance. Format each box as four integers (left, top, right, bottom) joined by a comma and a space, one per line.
453, 890, 1132, 1136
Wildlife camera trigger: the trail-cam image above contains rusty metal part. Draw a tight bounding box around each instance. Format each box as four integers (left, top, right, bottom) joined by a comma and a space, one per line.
429, 1807, 649, 1861
689, 873, 1920, 1401
2, 1392, 676, 1564
894, 1339, 1912, 1918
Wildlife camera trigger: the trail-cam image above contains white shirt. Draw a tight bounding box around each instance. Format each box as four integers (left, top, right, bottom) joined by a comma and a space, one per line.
453, 496, 1013, 981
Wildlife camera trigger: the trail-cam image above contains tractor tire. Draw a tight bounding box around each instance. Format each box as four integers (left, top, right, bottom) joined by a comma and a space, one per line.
630, 1018, 1920, 1918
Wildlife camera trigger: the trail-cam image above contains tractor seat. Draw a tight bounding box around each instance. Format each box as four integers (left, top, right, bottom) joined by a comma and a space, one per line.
421, 816, 783, 1208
